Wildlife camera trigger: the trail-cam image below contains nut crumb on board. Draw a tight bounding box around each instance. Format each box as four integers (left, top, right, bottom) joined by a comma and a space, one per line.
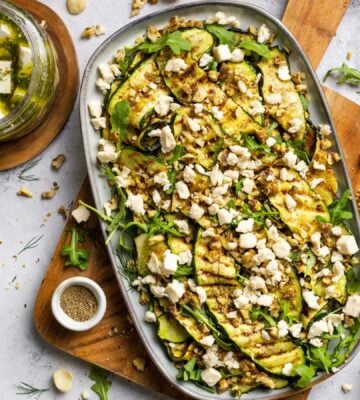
17, 186, 33, 198
51, 154, 66, 170
81, 24, 106, 39
132, 357, 147, 372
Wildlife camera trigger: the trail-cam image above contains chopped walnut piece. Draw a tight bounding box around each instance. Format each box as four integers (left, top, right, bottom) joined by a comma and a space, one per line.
133, 357, 147, 372
17, 187, 33, 198
58, 205, 68, 219
51, 154, 66, 170
41, 182, 60, 200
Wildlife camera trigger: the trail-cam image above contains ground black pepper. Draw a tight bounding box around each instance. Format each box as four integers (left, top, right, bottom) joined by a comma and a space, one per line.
60, 285, 97, 322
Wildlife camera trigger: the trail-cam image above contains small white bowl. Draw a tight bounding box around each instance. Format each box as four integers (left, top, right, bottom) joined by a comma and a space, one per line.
51, 277, 107, 332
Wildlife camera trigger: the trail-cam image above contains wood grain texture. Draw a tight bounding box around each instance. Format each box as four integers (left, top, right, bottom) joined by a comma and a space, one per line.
283, 0, 351, 68
34, 1, 358, 400
0, 0, 79, 171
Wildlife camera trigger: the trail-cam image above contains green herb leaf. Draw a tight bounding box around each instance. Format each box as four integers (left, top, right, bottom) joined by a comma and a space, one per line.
137, 31, 192, 55
250, 307, 276, 327
18, 158, 41, 182
243, 135, 271, 154
205, 24, 235, 47
324, 63, 360, 86
242, 203, 279, 226
18, 235, 44, 255
288, 140, 310, 164
239, 38, 271, 59
147, 213, 183, 238
328, 189, 353, 226
294, 364, 315, 388
166, 145, 184, 165
174, 264, 194, 278
165, 169, 177, 194
307, 345, 332, 373
110, 100, 130, 144
299, 94, 310, 112
89, 366, 112, 400
347, 268, 360, 294
61, 226, 90, 270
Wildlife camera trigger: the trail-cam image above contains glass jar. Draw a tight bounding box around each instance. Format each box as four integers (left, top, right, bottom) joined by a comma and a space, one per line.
0, 1, 59, 142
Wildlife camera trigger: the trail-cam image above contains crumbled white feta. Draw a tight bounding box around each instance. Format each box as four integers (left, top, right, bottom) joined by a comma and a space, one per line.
288, 118, 302, 134
212, 106, 224, 121
98, 63, 114, 83
226, 311, 238, 319
175, 181, 190, 199
257, 24, 271, 43
231, 48, 244, 62
239, 233, 257, 249
310, 178, 325, 189
282, 363, 294, 376
114, 166, 131, 188
234, 294, 250, 309
319, 124, 332, 136
97, 139, 117, 163
249, 275, 266, 290
149, 125, 176, 154
154, 95, 174, 117
166, 279, 185, 303
277, 320, 289, 337
236, 218, 254, 233
217, 208, 234, 225
150, 284, 166, 298
88, 100, 102, 118
202, 228, 216, 237
266, 93, 282, 105
248, 100, 265, 116
165, 58, 188, 73
257, 294, 273, 307
289, 323, 302, 338
209, 163, 224, 186
283, 150, 298, 168
303, 290, 321, 310
331, 226, 342, 236
213, 44, 232, 62
187, 117, 201, 132
189, 203, 205, 220
242, 177, 255, 194
174, 219, 190, 235
144, 311, 156, 323
312, 160, 326, 171
223, 352, 240, 370
153, 171, 170, 191
201, 368, 222, 387
91, 117, 107, 130
272, 238, 291, 259
152, 189, 161, 206
163, 250, 179, 276
149, 82, 158, 90
308, 320, 328, 339
336, 235, 359, 255
278, 65, 291, 81
227, 152, 239, 166
196, 286, 207, 304
262, 330, 271, 341
309, 338, 323, 347
285, 194, 297, 211
208, 203, 220, 216
182, 166, 196, 184
125, 193, 145, 216
96, 77, 110, 94
200, 335, 215, 347
206, 12, 240, 28
237, 80, 247, 93
178, 249, 193, 266
199, 53, 214, 68
72, 205, 91, 223
343, 295, 360, 318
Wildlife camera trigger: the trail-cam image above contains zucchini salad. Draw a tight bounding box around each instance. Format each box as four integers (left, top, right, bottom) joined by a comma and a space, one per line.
87, 12, 360, 397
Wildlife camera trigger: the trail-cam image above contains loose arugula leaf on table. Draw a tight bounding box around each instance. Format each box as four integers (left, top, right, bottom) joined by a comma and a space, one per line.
324, 63, 360, 86
239, 38, 271, 59
136, 31, 192, 55
61, 226, 90, 270
293, 364, 316, 388
14, 382, 49, 399
328, 189, 353, 226
89, 366, 112, 400
205, 24, 235, 47
110, 100, 130, 146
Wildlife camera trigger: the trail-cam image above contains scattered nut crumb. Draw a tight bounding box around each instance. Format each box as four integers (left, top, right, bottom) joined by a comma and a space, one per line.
342, 383, 353, 393
346, 51, 352, 60
51, 154, 66, 170
81, 390, 90, 400
53, 369, 73, 392
41, 182, 59, 200
126, 314, 133, 324
81, 24, 106, 39
17, 186, 33, 198
132, 357, 147, 372
131, 0, 158, 17
40, 20, 47, 28
67, 0, 87, 15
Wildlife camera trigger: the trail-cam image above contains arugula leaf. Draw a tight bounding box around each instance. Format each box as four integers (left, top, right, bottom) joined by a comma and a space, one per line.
205, 24, 235, 47
243, 135, 271, 154
324, 63, 360, 86
165, 169, 177, 194
288, 140, 310, 164
279, 300, 299, 324
176, 358, 216, 393
147, 213, 184, 238
166, 145, 184, 165
61, 226, 90, 270
89, 366, 112, 400
347, 268, 360, 294
307, 345, 332, 373
299, 94, 310, 112
111, 100, 130, 145
211, 138, 224, 164
267, 121, 278, 135
136, 31, 192, 55
239, 38, 271, 59
328, 189, 353, 226
250, 307, 276, 327
294, 364, 315, 388
242, 203, 279, 226
174, 264, 194, 278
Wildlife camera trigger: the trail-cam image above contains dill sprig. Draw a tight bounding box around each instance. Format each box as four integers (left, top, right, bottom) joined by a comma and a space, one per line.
18, 159, 41, 182
14, 382, 49, 399
18, 235, 44, 255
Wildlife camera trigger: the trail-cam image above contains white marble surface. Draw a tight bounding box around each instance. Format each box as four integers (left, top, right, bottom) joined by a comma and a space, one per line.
0, 0, 359, 399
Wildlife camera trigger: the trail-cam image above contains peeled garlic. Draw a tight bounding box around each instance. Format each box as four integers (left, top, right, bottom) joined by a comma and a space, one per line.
67, 0, 87, 15
53, 368, 73, 392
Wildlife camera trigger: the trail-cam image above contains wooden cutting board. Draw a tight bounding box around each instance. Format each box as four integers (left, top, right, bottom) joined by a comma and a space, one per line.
34, 1, 359, 399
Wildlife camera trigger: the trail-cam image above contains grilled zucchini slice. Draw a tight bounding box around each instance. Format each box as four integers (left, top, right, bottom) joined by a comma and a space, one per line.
158, 313, 190, 343
258, 48, 305, 139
